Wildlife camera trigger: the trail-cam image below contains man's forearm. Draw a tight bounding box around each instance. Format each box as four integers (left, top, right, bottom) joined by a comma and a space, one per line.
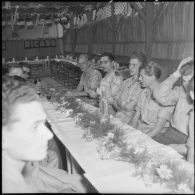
153, 74, 180, 106
147, 127, 162, 138
130, 111, 140, 128
73, 91, 89, 97
147, 118, 167, 138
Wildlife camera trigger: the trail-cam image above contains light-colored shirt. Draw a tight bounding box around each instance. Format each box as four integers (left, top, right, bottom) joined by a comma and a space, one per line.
97, 70, 123, 115
116, 76, 143, 118
186, 109, 194, 148
153, 74, 194, 135
78, 68, 102, 91
97, 70, 123, 101
136, 86, 174, 133
3, 152, 36, 193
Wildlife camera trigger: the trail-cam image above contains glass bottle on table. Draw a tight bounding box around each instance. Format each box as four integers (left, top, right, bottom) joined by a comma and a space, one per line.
99, 88, 110, 123
34, 77, 41, 96
37, 79, 41, 96
100, 89, 109, 115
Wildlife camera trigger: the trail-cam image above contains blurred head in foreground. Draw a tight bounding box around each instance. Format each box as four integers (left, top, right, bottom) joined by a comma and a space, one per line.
2, 77, 53, 162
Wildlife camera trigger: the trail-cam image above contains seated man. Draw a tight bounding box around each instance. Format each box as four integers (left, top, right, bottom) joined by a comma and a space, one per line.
65, 54, 102, 97
112, 51, 146, 123
153, 57, 194, 163
2, 77, 53, 192
21, 63, 31, 80
7, 70, 63, 169
130, 61, 174, 138
2, 63, 9, 76
2, 77, 89, 193
8, 64, 26, 82
88, 52, 123, 115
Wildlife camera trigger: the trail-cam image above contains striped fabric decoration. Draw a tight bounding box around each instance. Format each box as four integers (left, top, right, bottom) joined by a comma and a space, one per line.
114, 2, 126, 15
103, 4, 111, 18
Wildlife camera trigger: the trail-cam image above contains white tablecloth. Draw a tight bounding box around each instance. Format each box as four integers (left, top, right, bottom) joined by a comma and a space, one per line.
40, 77, 194, 193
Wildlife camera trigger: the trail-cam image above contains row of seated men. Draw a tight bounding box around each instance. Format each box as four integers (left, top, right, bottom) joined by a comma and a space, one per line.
64, 52, 194, 165
2, 52, 194, 193
3, 52, 194, 164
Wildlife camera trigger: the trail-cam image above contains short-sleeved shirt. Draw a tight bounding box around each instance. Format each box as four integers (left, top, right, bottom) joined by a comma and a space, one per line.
97, 70, 122, 100
136, 88, 174, 133
97, 70, 123, 115
78, 68, 102, 91
3, 153, 35, 193
115, 77, 143, 118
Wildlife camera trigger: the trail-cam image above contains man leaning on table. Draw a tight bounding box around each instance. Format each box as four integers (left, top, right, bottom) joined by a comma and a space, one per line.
65, 54, 102, 97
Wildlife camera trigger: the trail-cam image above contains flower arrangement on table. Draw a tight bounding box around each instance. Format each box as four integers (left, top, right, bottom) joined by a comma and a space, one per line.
96, 126, 194, 193
43, 87, 194, 194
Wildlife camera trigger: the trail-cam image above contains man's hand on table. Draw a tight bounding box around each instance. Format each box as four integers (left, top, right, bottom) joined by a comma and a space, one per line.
87, 90, 98, 99
112, 100, 121, 112
65, 91, 75, 97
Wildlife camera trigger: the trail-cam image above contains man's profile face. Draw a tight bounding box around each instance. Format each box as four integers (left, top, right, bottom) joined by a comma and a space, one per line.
129, 58, 142, 76
22, 67, 31, 79
3, 101, 53, 161
182, 73, 194, 91
100, 56, 112, 73
78, 56, 88, 72
138, 69, 152, 88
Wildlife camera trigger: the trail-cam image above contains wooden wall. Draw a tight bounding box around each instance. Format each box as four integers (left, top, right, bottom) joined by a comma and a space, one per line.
64, 2, 193, 59
152, 2, 194, 60
64, 2, 193, 81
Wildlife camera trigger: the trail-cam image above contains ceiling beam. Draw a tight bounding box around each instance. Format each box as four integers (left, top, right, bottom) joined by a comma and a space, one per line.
153, 2, 170, 31
130, 2, 146, 22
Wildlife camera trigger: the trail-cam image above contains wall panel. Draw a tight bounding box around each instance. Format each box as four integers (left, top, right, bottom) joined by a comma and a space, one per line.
2, 38, 64, 60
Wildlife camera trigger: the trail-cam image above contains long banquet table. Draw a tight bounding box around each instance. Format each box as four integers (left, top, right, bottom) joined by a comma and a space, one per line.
39, 77, 194, 193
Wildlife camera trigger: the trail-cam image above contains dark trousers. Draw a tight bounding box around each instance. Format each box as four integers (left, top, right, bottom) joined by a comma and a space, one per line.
153, 126, 188, 145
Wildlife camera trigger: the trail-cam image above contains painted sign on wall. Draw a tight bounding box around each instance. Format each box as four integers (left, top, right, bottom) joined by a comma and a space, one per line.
24, 39, 56, 49
2, 41, 6, 50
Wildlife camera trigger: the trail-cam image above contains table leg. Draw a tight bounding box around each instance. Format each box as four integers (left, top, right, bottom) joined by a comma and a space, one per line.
65, 148, 72, 175
70, 155, 78, 174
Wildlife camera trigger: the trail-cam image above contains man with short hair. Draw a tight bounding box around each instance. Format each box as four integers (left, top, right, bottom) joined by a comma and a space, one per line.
8, 70, 63, 169
2, 77, 90, 193
153, 57, 194, 163
88, 52, 123, 115
21, 63, 31, 80
130, 61, 174, 138
8, 64, 26, 81
2, 77, 53, 192
65, 54, 102, 97
112, 51, 146, 123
